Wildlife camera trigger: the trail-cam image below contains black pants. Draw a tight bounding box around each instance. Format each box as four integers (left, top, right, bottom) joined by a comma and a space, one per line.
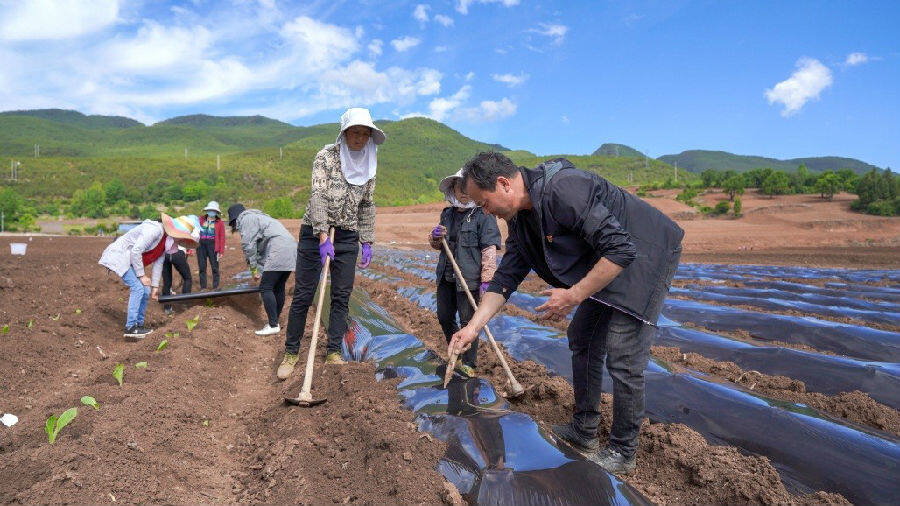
566, 250, 681, 458
436, 277, 480, 368
197, 239, 219, 289
259, 270, 291, 327
285, 225, 359, 354
162, 250, 192, 311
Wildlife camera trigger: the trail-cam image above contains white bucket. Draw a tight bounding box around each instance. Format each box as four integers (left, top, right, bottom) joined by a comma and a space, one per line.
9, 243, 27, 255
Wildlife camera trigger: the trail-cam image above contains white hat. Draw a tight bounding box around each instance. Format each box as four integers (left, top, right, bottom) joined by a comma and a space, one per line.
336, 107, 386, 145
439, 168, 465, 197
203, 201, 221, 214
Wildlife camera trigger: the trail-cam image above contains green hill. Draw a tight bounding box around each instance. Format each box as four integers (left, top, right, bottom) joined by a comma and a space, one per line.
592, 143, 646, 158
0, 109, 142, 129
505, 152, 689, 186
659, 150, 880, 174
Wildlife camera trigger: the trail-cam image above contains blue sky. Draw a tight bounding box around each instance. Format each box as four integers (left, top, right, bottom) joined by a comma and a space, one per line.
0, 0, 897, 168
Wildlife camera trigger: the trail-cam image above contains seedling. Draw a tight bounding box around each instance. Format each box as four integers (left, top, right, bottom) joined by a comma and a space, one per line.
45, 407, 77, 444
1, 324, 8, 335
205, 298, 215, 308
185, 314, 200, 332
75, 309, 82, 315
156, 339, 168, 351
113, 363, 124, 386
51, 313, 60, 321
202, 419, 209, 427
27, 319, 34, 328
135, 361, 148, 369
80, 396, 100, 410
164, 331, 179, 339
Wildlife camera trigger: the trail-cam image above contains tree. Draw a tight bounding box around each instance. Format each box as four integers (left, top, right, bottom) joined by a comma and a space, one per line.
69, 182, 108, 218
760, 171, 790, 197
103, 178, 126, 205
792, 164, 811, 193
701, 169, 720, 188
814, 172, 841, 201
733, 195, 742, 216
723, 175, 745, 201
262, 197, 298, 218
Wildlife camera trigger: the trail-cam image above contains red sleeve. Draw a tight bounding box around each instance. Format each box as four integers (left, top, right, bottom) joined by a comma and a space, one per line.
215, 220, 226, 255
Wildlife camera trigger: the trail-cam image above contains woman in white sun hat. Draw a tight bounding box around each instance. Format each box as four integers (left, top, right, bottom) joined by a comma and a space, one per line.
278, 107, 385, 380
197, 200, 226, 289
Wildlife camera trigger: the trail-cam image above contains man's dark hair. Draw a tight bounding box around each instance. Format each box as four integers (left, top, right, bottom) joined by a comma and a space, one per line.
462, 151, 518, 191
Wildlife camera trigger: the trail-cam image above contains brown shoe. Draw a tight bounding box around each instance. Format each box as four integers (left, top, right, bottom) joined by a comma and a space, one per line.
325, 351, 346, 365
277, 352, 299, 380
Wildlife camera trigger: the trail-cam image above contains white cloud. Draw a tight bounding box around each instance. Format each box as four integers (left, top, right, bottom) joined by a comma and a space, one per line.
391, 36, 420, 52
368, 39, 383, 58
413, 4, 430, 23
434, 14, 454, 26
765, 58, 833, 116
102, 22, 213, 74
355, 26, 364, 39
460, 97, 517, 122
561, 115, 569, 124
0, 0, 119, 40
279, 16, 359, 72
845, 52, 868, 66
434, 45, 448, 53
491, 72, 528, 87
529, 23, 568, 45
456, 0, 520, 15
465, 71, 475, 81
428, 85, 471, 121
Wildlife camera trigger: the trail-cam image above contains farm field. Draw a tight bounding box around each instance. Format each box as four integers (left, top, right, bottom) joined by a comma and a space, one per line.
2, 210, 898, 503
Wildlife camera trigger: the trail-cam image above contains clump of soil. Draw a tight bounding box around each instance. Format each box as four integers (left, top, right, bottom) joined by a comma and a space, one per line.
360, 266, 850, 504
652, 347, 900, 437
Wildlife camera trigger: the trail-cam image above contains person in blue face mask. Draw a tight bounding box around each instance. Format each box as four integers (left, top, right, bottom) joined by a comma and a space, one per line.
198, 201, 226, 289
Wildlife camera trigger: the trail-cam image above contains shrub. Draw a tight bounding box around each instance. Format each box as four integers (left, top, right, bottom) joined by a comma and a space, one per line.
733, 196, 742, 216
713, 200, 731, 215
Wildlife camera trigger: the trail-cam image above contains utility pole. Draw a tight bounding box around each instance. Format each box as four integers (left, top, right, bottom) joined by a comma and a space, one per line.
34, 144, 39, 157
216, 154, 221, 171
1, 210, 4, 233
184, 147, 188, 159
279, 147, 283, 160
674, 162, 678, 182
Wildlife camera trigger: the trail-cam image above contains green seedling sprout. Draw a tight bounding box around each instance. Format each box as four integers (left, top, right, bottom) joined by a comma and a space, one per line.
185, 314, 200, 332
27, 319, 34, 328
156, 339, 168, 351
202, 419, 209, 427
1, 324, 8, 335
164, 331, 179, 338
51, 313, 60, 321
205, 298, 215, 308
45, 407, 77, 444
80, 396, 100, 410
135, 361, 148, 369
113, 363, 124, 386
75, 309, 82, 315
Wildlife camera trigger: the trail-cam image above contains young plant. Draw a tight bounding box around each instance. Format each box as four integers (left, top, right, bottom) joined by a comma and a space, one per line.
27, 319, 34, 328
1, 324, 8, 335
75, 309, 82, 315
135, 361, 148, 369
45, 407, 77, 444
156, 339, 168, 351
51, 313, 60, 321
112, 363, 124, 386
80, 396, 100, 410
185, 314, 200, 332
164, 331, 179, 338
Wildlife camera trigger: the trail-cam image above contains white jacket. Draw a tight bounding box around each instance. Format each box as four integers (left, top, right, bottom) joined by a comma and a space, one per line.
98, 220, 165, 287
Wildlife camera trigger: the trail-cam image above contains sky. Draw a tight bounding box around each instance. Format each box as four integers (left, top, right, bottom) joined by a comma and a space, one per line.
0, 0, 898, 168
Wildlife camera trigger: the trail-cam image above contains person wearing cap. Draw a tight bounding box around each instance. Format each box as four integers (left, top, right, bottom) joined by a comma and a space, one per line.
99, 213, 200, 339
429, 170, 501, 378
227, 203, 298, 336
278, 107, 384, 380
197, 201, 226, 290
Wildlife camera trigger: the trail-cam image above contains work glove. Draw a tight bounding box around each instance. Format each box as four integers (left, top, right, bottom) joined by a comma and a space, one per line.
431, 225, 447, 240
359, 243, 372, 269
319, 237, 335, 265
479, 282, 489, 297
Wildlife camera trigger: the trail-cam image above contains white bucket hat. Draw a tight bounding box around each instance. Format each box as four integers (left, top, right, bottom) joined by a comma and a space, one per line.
203, 201, 222, 214
439, 168, 475, 209
336, 107, 386, 145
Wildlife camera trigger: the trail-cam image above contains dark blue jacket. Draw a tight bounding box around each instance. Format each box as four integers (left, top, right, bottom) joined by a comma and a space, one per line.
489, 159, 684, 324
436, 206, 502, 291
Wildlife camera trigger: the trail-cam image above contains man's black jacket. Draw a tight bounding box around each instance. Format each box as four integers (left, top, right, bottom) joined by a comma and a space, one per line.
489, 159, 684, 324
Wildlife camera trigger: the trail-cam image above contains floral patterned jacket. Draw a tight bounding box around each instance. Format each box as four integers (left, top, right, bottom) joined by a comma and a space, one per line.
301, 143, 376, 244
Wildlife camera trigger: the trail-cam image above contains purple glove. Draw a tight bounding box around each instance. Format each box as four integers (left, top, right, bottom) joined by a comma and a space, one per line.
431, 225, 446, 240
359, 243, 372, 269
319, 237, 335, 265
479, 282, 489, 296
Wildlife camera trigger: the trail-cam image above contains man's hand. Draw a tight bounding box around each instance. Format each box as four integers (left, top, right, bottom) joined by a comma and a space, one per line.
535, 288, 580, 321
449, 325, 479, 355
150, 287, 159, 301
140, 275, 151, 287
217, 253, 223, 261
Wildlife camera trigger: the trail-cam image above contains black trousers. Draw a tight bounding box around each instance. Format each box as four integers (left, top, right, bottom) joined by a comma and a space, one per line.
259, 270, 291, 327
436, 277, 480, 368
162, 250, 191, 311
566, 249, 681, 458
197, 239, 219, 289
285, 225, 359, 354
